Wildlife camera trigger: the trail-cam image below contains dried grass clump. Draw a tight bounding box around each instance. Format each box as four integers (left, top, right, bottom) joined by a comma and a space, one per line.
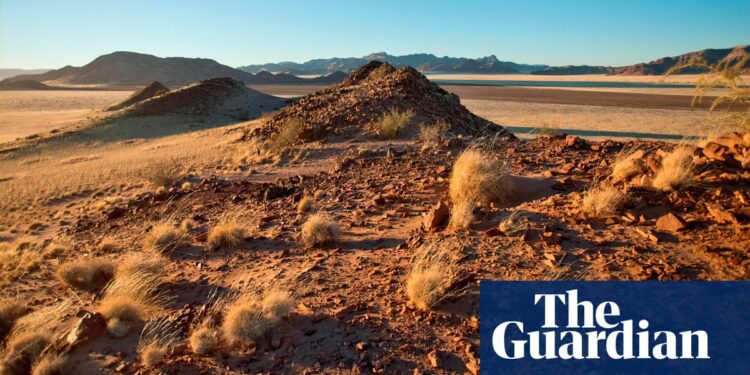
419, 121, 450, 143
140, 159, 182, 187
300, 213, 339, 247
57, 257, 114, 291
207, 223, 245, 251
189, 326, 220, 356
97, 238, 118, 253
581, 185, 627, 217
2, 301, 72, 374
30, 350, 67, 375
611, 150, 647, 181
652, 146, 695, 191
268, 117, 304, 154
222, 288, 294, 345
449, 149, 513, 229
97, 271, 165, 338
138, 316, 180, 368
0, 300, 28, 342
377, 108, 414, 139
143, 223, 189, 254
297, 196, 313, 214
116, 252, 166, 279
405, 241, 457, 311
0, 243, 45, 284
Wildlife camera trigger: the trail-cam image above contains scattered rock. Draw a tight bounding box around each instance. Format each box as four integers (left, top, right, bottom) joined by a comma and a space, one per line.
655, 212, 687, 233
67, 310, 107, 346
423, 201, 449, 232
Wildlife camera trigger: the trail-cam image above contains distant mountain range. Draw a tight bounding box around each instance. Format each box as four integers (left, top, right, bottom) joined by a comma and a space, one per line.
0, 52, 345, 87
0, 68, 51, 80
612, 45, 749, 75
239, 52, 549, 75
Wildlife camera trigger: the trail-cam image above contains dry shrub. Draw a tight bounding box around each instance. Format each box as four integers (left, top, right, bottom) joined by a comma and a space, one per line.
297, 196, 313, 214
143, 223, 190, 254
0, 243, 45, 284
405, 240, 457, 311
2, 301, 72, 374
419, 120, 450, 143
222, 288, 294, 345
138, 316, 180, 368
449, 149, 513, 229
30, 350, 67, 375
97, 271, 165, 338
189, 326, 220, 356
611, 150, 647, 181
0, 300, 28, 342
377, 108, 415, 139
207, 223, 245, 251
268, 117, 304, 154
139, 159, 183, 187
116, 252, 166, 279
300, 213, 339, 247
57, 257, 114, 291
581, 185, 627, 216
652, 146, 695, 191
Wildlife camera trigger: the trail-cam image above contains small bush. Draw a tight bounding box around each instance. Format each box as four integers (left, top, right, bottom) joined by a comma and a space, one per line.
57, 257, 115, 291
300, 213, 339, 247
30, 350, 67, 375
222, 289, 294, 345
207, 223, 245, 251
189, 326, 220, 356
611, 150, 647, 181
143, 223, 190, 254
581, 185, 627, 216
377, 108, 415, 139
297, 196, 313, 214
97, 271, 165, 337
652, 147, 695, 191
405, 241, 456, 311
419, 121, 450, 143
116, 252, 166, 279
268, 117, 304, 154
140, 159, 182, 187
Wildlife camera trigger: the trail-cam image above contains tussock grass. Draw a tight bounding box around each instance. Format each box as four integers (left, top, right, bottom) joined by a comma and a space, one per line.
138, 316, 181, 368
57, 257, 114, 291
189, 326, 220, 356
222, 288, 294, 345
0, 300, 28, 342
97, 238, 119, 253
0, 243, 45, 284
377, 108, 414, 139
97, 271, 166, 338
405, 240, 457, 311
581, 185, 627, 216
611, 150, 647, 181
116, 252, 166, 279
189, 289, 232, 355
207, 222, 245, 251
652, 146, 695, 191
2, 301, 72, 374
143, 222, 190, 254
419, 120, 450, 143
297, 195, 313, 214
30, 350, 67, 375
267, 117, 304, 154
300, 213, 339, 247
449, 149, 513, 229
139, 158, 183, 187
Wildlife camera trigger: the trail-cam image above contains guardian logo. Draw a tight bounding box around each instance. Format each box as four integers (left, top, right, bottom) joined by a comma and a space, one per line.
479, 281, 750, 374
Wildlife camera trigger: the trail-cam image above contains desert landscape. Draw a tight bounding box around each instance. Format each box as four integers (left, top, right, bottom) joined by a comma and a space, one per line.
1, 1, 749, 374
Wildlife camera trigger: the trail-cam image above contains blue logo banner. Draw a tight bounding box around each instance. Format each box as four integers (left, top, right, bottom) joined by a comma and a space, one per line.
480, 281, 750, 374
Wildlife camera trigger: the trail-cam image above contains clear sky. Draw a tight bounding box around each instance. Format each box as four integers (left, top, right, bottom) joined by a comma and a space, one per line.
1, 0, 748, 69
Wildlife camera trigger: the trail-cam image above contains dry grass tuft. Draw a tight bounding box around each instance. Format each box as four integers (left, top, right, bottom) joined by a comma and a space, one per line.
222, 288, 294, 345
405, 240, 457, 311
57, 257, 114, 291
448, 149, 513, 229
377, 108, 414, 139
207, 222, 245, 251
189, 326, 220, 356
1, 332, 52, 374
116, 252, 166, 279
143, 223, 190, 254
419, 120, 450, 143
0, 300, 28, 342
300, 213, 339, 247
267, 117, 304, 154
611, 150, 647, 181
138, 316, 180, 368
0, 243, 45, 284
97, 271, 165, 338
581, 185, 627, 216
30, 350, 67, 375
139, 159, 183, 187
97, 238, 118, 253
652, 146, 695, 191
297, 196, 313, 214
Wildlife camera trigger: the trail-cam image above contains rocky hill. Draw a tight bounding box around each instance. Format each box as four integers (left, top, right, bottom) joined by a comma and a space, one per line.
615, 45, 750, 75
123, 77, 286, 118
106, 81, 169, 111
239, 52, 548, 75
531, 65, 614, 75
0, 52, 346, 87
255, 61, 513, 142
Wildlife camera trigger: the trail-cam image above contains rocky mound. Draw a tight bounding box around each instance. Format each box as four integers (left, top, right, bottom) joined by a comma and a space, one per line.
106, 81, 169, 111
615, 45, 750, 75
256, 61, 513, 141
124, 77, 286, 118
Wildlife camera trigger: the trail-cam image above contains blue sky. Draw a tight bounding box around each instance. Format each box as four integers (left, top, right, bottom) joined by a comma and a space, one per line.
1, 0, 748, 69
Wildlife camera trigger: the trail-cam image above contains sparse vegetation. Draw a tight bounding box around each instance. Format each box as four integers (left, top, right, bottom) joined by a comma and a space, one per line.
138, 316, 181, 368
498, 210, 526, 236
0, 300, 28, 342
116, 252, 167, 279
581, 185, 627, 216
30, 349, 68, 375
97, 271, 165, 338
268, 117, 304, 154
300, 213, 339, 247
189, 326, 220, 356
1, 301, 71, 374
297, 195, 313, 214
449, 149, 513, 229
140, 159, 183, 187
377, 108, 415, 139
405, 241, 456, 311
207, 222, 245, 251
222, 288, 294, 345
97, 237, 119, 253
57, 257, 115, 291
652, 146, 696, 191
611, 150, 647, 181
0, 243, 45, 284
143, 222, 190, 254
419, 120, 450, 143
